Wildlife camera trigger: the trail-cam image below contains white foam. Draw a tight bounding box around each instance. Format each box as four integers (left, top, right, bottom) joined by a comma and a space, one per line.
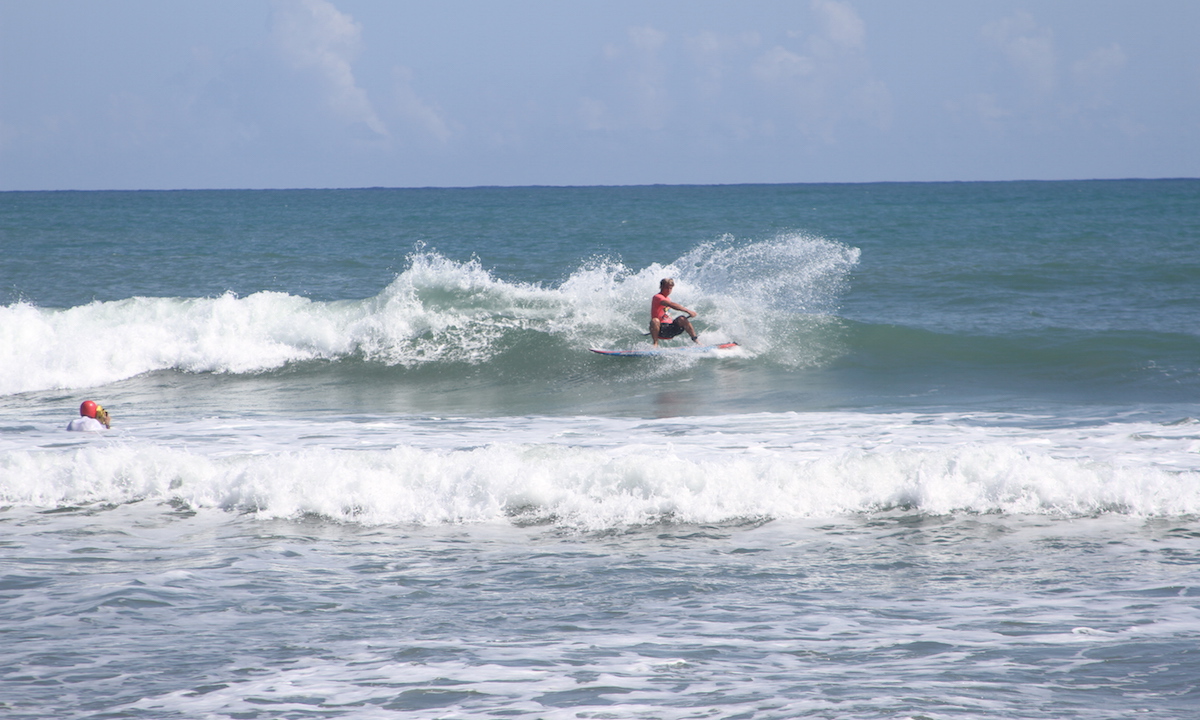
3, 413, 1198, 528
0, 293, 357, 394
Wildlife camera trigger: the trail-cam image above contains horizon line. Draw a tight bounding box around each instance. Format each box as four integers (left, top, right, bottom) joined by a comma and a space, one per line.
3, 176, 1197, 194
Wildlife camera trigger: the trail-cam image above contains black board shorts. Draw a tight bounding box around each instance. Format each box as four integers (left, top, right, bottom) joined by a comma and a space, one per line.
656, 318, 687, 339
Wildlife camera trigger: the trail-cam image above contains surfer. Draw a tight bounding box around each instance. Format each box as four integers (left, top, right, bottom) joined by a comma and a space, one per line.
650, 278, 699, 346
66, 400, 111, 432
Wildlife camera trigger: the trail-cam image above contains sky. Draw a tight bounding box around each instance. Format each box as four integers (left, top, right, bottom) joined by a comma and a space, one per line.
1, 0, 1197, 190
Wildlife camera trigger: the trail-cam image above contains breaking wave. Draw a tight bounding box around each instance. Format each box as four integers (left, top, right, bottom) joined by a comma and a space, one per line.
0, 234, 858, 395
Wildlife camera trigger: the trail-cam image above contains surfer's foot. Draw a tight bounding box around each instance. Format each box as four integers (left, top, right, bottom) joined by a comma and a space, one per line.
691, 336, 700, 344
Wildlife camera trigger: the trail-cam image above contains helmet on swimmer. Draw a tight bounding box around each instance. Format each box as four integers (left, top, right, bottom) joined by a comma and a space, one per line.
80, 400, 98, 418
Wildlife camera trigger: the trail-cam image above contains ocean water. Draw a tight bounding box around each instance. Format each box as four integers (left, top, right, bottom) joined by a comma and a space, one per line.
2, 180, 1199, 719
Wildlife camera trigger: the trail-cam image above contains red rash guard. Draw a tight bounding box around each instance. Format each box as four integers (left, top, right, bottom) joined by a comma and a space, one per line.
651, 293, 673, 323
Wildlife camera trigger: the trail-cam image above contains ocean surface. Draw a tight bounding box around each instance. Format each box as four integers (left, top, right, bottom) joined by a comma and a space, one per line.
2, 180, 1199, 719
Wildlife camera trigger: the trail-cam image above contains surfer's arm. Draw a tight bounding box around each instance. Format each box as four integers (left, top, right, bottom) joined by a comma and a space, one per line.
663, 299, 696, 317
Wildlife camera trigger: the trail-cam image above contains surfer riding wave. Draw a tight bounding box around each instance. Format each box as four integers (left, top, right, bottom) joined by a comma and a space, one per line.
650, 278, 699, 347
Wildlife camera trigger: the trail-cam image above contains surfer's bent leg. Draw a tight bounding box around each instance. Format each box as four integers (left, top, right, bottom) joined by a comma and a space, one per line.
676, 316, 699, 343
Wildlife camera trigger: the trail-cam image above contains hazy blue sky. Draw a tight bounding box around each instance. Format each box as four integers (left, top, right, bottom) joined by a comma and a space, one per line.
2, 0, 1197, 190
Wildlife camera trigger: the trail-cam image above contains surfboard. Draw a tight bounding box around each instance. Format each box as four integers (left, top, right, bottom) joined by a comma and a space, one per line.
589, 342, 739, 357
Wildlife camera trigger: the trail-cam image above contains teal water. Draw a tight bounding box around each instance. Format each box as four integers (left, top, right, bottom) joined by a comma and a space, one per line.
3, 180, 1198, 417
2, 181, 1199, 719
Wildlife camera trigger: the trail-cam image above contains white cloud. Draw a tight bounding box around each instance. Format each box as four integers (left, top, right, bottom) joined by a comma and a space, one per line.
1073, 43, 1126, 79
584, 3, 888, 145
270, 0, 387, 137
812, 0, 865, 50
970, 13, 1139, 136
391, 67, 450, 143
686, 30, 760, 99
750, 0, 890, 138
753, 46, 816, 84
592, 25, 671, 131
625, 26, 670, 130
628, 25, 666, 54
983, 11, 1057, 98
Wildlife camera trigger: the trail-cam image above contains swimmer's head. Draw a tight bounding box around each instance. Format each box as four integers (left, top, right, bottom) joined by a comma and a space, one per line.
80, 400, 98, 418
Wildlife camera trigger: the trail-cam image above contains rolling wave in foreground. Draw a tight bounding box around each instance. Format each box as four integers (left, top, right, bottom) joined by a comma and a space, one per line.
4, 413, 1198, 529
